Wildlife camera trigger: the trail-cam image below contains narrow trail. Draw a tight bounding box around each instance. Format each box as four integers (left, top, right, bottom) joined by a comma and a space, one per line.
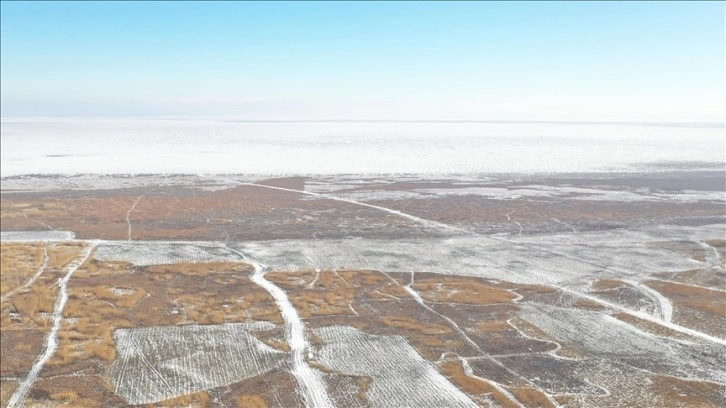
1, 244, 49, 302
460, 357, 526, 408
225, 246, 333, 408
7, 242, 98, 408
621, 279, 673, 322
126, 192, 152, 241
551, 217, 577, 233
233, 181, 470, 236
306, 268, 321, 289
505, 210, 523, 235
697, 240, 724, 270
22, 212, 57, 232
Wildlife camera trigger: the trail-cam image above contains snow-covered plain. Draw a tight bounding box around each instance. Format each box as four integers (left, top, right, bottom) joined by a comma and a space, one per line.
108, 323, 284, 405
0, 230, 75, 241
1, 119, 723, 176
93, 242, 243, 265
237, 224, 719, 289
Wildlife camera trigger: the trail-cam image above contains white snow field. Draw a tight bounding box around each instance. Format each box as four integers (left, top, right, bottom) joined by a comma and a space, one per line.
107, 323, 284, 405
237, 224, 717, 289
0, 230, 75, 241
93, 241, 243, 265
2, 119, 723, 176
315, 325, 478, 408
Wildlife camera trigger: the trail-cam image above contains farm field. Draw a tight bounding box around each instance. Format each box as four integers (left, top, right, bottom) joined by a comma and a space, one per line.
1, 172, 725, 407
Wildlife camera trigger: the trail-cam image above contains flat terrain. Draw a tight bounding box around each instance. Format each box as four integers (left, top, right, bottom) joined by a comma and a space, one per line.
1, 172, 725, 407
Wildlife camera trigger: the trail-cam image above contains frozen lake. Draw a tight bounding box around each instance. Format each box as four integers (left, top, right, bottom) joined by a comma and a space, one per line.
1, 118, 723, 176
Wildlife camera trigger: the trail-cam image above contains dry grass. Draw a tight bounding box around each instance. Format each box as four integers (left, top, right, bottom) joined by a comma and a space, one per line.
355, 376, 373, 404
645, 280, 726, 317
612, 312, 694, 341
509, 387, 556, 408
50, 391, 80, 401
146, 261, 253, 276
89, 285, 147, 308
650, 375, 726, 407
234, 394, 269, 408
381, 315, 453, 335
412, 278, 516, 305
473, 320, 510, 334
74, 258, 132, 278
439, 359, 519, 407
1, 381, 18, 407
150, 391, 211, 407
0, 243, 44, 295
591, 278, 625, 290
573, 298, 605, 310
285, 289, 356, 318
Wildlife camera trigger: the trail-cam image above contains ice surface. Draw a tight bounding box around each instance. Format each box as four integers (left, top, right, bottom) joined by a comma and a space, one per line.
2, 119, 723, 176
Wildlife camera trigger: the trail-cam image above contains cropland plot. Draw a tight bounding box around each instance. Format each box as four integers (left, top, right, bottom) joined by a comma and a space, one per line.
315, 325, 477, 408
93, 241, 243, 265
521, 303, 726, 384
239, 227, 703, 288
24, 256, 284, 406
107, 323, 284, 405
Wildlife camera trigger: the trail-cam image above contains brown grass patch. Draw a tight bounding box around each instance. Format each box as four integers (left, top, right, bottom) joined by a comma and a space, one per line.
146, 261, 254, 276
89, 285, 147, 308
151, 391, 211, 407
1, 381, 19, 407
50, 391, 80, 401
234, 394, 269, 408
573, 298, 605, 310
381, 315, 453, 335
612, 312, 695, 341
707, 239, 725, 248
509, 387, 556, 408
412, 279, 516, 305
0, 243, 45, 295
473, 320, 510, 334
645, 280, 726, 317
650, 375, 726, 407
591, 278, 625, 290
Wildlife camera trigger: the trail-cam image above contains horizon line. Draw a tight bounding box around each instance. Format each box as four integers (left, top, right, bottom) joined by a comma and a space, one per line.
1, 116, 723, 128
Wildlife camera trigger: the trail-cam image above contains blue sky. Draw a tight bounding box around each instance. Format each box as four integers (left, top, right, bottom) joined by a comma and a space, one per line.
1, 1, 723, 120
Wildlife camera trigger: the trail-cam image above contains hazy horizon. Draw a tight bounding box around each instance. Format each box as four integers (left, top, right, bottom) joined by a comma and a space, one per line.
2, 1, 724, 121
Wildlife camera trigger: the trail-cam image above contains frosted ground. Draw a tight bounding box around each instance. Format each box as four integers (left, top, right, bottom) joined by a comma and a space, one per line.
1, 118, 724, 176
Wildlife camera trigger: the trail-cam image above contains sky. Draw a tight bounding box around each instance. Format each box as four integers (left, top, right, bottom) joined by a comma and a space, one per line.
1, 1, 724, 121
